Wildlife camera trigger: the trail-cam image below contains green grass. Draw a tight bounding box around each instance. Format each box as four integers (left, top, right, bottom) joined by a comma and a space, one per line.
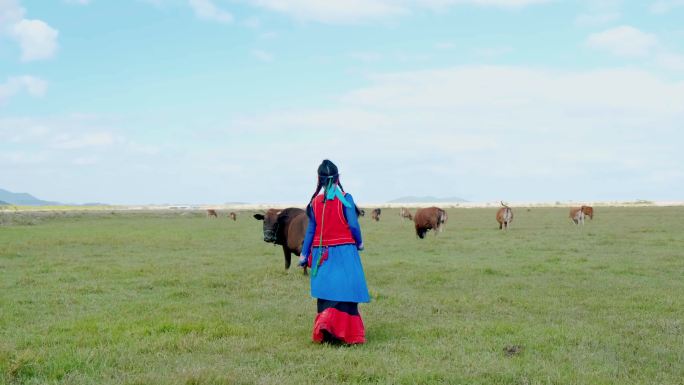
1, 207, 682, 385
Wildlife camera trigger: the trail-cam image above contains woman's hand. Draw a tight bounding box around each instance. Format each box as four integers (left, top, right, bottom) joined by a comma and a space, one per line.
357, 242, 364, 251
298, 255, 308, 267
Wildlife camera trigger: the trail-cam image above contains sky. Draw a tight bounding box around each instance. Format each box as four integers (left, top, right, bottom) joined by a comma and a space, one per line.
1, 0, 683, 205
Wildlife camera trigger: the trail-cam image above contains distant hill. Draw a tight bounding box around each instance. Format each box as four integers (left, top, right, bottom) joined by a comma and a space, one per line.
388, 196, 469, 203
0, 200, 9, 205
0, 188, 61, 206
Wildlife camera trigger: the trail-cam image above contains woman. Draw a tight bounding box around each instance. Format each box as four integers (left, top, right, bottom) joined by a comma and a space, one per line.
298, 159, 370, 344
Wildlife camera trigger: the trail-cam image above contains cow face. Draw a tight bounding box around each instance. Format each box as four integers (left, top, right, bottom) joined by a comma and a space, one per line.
253, 209, 281, 243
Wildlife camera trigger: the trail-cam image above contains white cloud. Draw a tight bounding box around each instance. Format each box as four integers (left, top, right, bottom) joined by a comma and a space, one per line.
0, 150, 48, 165
474, 46, 513, 57
219, 65, 684, 201
344, 66, 684, 126
0, 116, 111, 150
575, 0, 622, 26
145, 0, 551, 25
0, 76, 48, 103
432, 0, 550, 6
586, 26, 659, 57
140, 0, 163, 6
248, 0, 406, 24
72, 156, 99, 165
349, 51, 384, 62
434, 42, 456, 50
1, 1, 59, 61
657, 52, 684, 71
650, 0, 684, 13
0, 0, 24, 24
243, 16, 261, 28
575, 12, 620, 26
251, 49, 274, 62
4, 64, 683, 203
188, 0, 233, 23
0, 115, 169, 204
585, 26, 684, 72
247, 0, 550, 24
52, 132, 117, 149
9, 19, 59, 61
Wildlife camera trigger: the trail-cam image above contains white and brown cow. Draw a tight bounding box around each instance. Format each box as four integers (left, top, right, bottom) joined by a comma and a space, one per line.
570, 205, 594, 225
400, 207, 413, 221
496, 201, 513, 230
569, 206, 587, 225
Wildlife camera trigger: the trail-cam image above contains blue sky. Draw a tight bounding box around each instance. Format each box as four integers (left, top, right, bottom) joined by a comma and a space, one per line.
1, 0, 683, 204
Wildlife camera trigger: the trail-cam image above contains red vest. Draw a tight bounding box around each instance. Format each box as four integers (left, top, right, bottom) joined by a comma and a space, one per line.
311, 194, 355, 247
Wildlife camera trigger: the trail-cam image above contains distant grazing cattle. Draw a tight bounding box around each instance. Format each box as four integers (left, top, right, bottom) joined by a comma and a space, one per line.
400, 207, 413, 221
207, 209, 218, 218
229, 212, 237, 221
496, 201, 513, 230
569, 206, 589, 225
371, 208, 381, 222
254, 208, 308, 274
414, 207, 448, 239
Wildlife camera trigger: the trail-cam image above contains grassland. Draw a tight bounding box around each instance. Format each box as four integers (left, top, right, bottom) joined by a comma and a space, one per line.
0, 207, 682, 385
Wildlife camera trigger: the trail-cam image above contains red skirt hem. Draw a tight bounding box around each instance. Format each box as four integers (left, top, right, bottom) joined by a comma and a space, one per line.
312, 308, 365, 344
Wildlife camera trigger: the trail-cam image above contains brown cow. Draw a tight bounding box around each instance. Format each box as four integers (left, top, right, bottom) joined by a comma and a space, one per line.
496, 201, 513, 230
254, 208, 309, 274
400, 207, 413, 221
414, 207, 448, 238
228, 212, 237, 221
582, 206, 594, 220
207, 209, 218, 218
371, 208, 381, 222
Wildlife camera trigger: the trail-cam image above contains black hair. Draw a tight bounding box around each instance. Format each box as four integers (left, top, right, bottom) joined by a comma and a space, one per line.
307, 159, 345, 207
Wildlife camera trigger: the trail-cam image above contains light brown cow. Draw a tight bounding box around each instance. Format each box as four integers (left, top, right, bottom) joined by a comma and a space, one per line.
228, 212, 237, 221
496, 201, 513, 230
207, 209, 218, 218
400, 207, 413, 221
569, 206, 588, 225
414, 207, 447, 239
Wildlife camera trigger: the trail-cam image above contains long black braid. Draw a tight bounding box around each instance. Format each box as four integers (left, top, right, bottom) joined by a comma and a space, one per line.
308, 180, 324, 208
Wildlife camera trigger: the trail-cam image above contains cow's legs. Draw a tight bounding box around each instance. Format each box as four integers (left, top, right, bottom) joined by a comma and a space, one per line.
283, 247, 291, 270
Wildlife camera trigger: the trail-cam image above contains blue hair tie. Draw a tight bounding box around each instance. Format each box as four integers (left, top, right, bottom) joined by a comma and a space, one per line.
325, 184, 352, 208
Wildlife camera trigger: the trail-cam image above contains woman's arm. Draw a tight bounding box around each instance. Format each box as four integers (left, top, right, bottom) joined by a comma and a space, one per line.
300, 204, 316, 258
343, 194, 363, 249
